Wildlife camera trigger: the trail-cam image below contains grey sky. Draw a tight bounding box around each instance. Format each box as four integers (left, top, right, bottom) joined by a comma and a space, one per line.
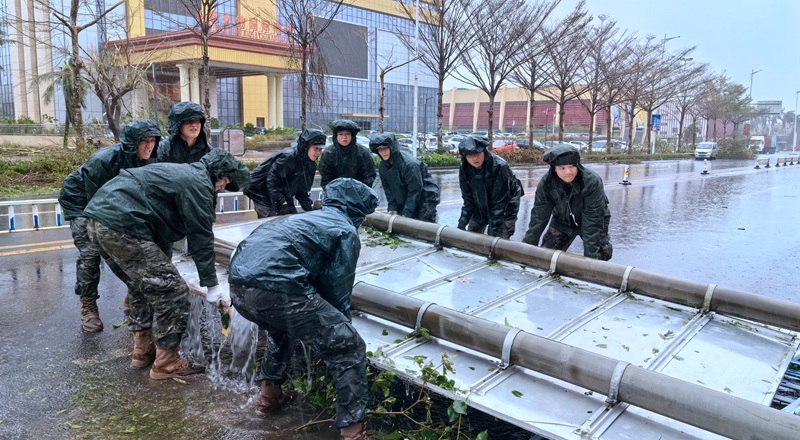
444, 0, 800, 113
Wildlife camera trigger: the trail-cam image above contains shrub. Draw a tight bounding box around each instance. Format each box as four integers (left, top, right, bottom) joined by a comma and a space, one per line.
421, 153, 460, 167
495, 149, 543, 165
717, 138, 752, 160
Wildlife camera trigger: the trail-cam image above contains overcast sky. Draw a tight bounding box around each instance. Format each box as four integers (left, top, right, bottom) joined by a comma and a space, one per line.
444, 0, 800, 113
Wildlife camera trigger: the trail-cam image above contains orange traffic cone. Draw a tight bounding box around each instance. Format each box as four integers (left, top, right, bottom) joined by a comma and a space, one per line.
701, 159, 709, 175
754, 159, 761, 169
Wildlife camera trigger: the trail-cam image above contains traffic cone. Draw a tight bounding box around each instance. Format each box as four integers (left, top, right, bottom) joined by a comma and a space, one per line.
620, 164, 632, 185
791, 156, 795, 165
701, 159, 709, 174
754, 159, 761, 169
765, 158, 771, 168
776, 158, 781, 167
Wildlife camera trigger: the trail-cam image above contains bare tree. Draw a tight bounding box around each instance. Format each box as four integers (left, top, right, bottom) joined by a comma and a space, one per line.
245, 0, 348, 129
672, 63, 709, 150
82, 44, 150, 141
396, 0, 473, 147
618, 36, 663, 151
510, 1, 586, 151
637, 44, 697, 150
24, 0, 125, 147
537, 4, 592, 142
456, 0, 557, 144
375, 48, 418, 133
577, 14, 629, 149
597, 34, 635, 152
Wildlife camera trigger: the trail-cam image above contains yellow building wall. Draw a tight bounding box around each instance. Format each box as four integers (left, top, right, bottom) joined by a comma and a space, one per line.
242, 76, 270, 127
126, 0, 146, 38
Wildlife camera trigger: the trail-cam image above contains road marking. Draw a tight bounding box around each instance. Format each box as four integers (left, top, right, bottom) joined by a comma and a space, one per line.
0, 239, 73, 251
0, 244, 74, 257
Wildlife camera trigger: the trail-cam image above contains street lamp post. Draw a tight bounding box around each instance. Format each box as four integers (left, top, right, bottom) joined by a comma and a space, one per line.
794, 90, 799, 153
662, 34, 680, 51
749, 69, 762, 98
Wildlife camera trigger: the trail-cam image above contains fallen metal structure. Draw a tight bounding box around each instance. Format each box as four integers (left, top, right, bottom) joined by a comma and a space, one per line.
193, 213, 800, 440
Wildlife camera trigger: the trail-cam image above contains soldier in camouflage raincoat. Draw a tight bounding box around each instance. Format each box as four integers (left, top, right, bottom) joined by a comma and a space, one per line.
318, 119, 376, 190
369, 132, 440, 222
229, 178, 378, 440
84, 148, 250, 377
58, 119, 161, 332
456, 135, 523, 239
244, 129, 326, 218
156, 101, 211, 164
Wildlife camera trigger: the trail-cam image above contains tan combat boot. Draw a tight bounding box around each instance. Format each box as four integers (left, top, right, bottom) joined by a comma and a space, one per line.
340, 421, 368, 440
149, 346, 205, 380
130, 329, 156, 369
80, 297, 104, 332
255, 381, 296, 415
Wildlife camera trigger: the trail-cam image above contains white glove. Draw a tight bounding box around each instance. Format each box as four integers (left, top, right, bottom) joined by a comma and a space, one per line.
206, 285, 230, 308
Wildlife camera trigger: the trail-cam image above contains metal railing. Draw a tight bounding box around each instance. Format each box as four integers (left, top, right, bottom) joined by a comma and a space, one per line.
0, 189, 325, 233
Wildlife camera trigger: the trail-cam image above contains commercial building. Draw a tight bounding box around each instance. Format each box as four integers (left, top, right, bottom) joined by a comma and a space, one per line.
0, 0, 437, 132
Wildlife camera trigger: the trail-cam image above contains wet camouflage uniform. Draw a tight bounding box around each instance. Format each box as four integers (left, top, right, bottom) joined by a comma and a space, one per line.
318, 119, 376, 190
84, 149, 250, 348
58, 120, 161, 301
457, 135, 523, 239
244, 129, 326, 218
523, 144, 612, 260
370, 133, 440, 222
156, 102, 211, 164
229, 178, 378, 429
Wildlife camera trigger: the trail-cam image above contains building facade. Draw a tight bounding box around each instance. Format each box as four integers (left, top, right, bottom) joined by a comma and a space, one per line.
0, 0, 437, 133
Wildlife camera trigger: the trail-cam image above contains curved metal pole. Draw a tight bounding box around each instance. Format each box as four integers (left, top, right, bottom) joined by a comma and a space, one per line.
363, 213, 800, 332
352, 282, 800, 440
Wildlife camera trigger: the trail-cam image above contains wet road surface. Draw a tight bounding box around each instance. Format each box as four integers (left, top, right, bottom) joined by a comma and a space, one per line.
2, 154, 799, 438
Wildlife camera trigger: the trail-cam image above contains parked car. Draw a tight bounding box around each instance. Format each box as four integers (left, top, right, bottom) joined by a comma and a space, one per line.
513, 138, 545, 151
444, 136, 465, 154
568, 140, 588, 151
590, 139, 627, 152
491, 140, 518, 152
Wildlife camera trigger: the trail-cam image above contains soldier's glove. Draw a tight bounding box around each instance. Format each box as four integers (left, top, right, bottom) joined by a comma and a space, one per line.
279, 204, 298, 215
312, 199, 323, 210
388, 210, 398, 215
206, 285, 230, 308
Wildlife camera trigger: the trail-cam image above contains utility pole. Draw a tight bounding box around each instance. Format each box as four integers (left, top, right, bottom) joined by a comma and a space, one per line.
794, 90, 799, 153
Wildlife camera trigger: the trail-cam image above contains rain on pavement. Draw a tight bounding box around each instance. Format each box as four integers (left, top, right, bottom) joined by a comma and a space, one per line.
1, 153, 799, 438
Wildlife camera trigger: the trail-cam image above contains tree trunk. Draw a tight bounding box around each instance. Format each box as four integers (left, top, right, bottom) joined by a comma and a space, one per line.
379, 71, 385, 133
436, 75, 444, 149
300, 47, 308, 130
486, 95, 495, 145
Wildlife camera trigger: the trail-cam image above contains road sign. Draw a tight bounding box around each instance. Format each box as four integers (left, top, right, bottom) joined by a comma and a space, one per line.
651, 114, 661, 131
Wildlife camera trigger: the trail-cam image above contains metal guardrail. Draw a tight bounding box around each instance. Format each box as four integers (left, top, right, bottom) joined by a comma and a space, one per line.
0, 189, 325, 233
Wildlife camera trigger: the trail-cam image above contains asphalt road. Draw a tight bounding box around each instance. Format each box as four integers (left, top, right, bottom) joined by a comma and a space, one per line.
1, 153, 799, 439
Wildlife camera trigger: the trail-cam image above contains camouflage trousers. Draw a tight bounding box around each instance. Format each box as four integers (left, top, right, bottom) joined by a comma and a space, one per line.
69, 216, 101, 299
88, 220, 189, 349
541, 227, 613, 261
230, 283, 367, 429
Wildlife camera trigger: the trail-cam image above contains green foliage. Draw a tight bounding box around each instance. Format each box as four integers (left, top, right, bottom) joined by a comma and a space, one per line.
208, 117, 221, 129
244, 122, 255, 136
420, 153, 460, 167
16, 115, 35, 125
0, 146, 96, 197
363, 226, 410, 249
717, 138, 752, 159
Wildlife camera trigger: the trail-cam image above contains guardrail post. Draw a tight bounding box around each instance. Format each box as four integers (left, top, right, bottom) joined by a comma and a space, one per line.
8, 205, 14, 231
56, 204, 62, 226
32, 204, 40, 229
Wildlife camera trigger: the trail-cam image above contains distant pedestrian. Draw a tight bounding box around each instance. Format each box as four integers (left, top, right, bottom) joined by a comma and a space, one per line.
456, 135, 523, 239
84, 149, 249, 376
58, 119, 161, 332
157, 101, 211, 164
318, 119, 376, 190
522, 144, 612, 260
369, 132, 439, 222
244, 129, 326, 218
229, 178, 377, 440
